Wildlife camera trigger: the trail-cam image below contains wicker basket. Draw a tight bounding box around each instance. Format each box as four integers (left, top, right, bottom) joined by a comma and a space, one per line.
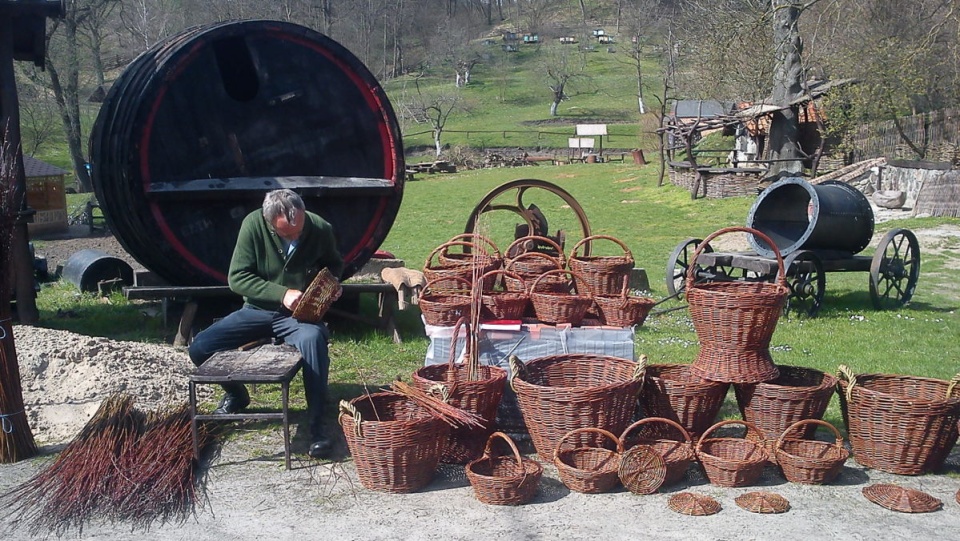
291, 268, 342, 323
696, 419, 769, 488
620, 417, 696, 487
412, 320, 507, 463
505, 235, 566, 269
735, 365, 837, 460
529, 269, 593, 325
837, 365, 960, 475
338, 393, 449, 493
509, 354, 642, 461
423, 240, 500, 291
465, 432, 543, 505
637, 357, 729, 439
687, 227, 788, 383
775, 419, 849, 485
568, 235, 635, 296
478, 270, 530, 320
438, 233, 503, 270
418, 276, 473, 326
594, 276, 656, 327
554, 427, 624, 494
504, 251, 567, 293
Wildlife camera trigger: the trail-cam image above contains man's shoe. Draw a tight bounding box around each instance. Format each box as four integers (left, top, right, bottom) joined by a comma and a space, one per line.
213, 387, 250, 414
308, 434, 334, 459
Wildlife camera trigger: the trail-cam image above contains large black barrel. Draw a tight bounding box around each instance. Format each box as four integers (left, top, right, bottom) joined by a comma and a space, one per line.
747, 177, 874, 257
62, 249, 134, 293
88, 20, 404, 286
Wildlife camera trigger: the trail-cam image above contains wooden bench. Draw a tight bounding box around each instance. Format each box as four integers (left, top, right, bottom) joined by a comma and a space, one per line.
189, 343, 303, 470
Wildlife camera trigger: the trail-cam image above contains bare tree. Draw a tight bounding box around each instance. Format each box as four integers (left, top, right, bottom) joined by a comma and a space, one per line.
618, 0, 667, 115
542, 45, 584, 116
401, 73, 464, 157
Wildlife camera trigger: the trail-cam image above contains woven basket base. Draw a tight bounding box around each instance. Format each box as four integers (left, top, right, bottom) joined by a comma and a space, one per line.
862, 484, 943, 513
668, 492, 721, 516
735, 491, 790, 514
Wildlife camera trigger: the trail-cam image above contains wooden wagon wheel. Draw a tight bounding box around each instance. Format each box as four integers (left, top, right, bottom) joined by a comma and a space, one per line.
665, 238, 708, 299
464, 179, 591, 254
783, 250, 825, 318
869, 228, 920, 310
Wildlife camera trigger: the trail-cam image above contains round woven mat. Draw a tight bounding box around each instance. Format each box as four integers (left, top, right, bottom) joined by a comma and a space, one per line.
862, 484, 942, 513
734, 491, 790, 514
618, 444, 666, 495
668, 492, 721, 516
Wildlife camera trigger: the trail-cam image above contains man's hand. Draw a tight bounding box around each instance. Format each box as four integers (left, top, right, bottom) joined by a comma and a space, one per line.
282, 289, 303, 311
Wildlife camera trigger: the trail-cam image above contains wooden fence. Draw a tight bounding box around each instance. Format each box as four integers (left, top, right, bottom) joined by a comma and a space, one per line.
850, 108, 960, 165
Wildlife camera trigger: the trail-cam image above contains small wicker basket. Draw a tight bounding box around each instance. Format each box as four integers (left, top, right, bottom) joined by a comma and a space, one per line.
478, 269, 529, 320
418, 276, 473, 326
529, 268, 593, 325
696, 419, 769, 488
465, 432, 543, 505
568, 235, 635, 296
554, 427, 624, 494
619, 417, 695, 487
775, 419, 849, 485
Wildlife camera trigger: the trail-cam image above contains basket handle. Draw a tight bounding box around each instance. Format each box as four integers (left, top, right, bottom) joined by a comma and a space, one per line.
445, 317, 469, 382
774, 418, 844, 455
337, 400, 363, 437
530, 268, 590, 296
508, 354, 528, 393
479, 269, 526, 293
570, 234, 633, 261
506, 235, 566, 267
425, 240, 491, 269
946, 373, 960, 399
482, 431, 527, 475
619, 416, 693, 446
695, 419, 765, 455
554, 427, 625, 460
837, 364, 857, 405
445, 233, 502, 260
685, 226, 787, 291
632, 354, 647, 383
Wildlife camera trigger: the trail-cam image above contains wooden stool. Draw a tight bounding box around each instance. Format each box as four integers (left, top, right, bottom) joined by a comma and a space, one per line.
189, 343, 303, 470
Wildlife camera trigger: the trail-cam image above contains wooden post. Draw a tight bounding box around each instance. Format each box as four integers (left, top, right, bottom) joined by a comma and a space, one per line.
0, 14, 38, 324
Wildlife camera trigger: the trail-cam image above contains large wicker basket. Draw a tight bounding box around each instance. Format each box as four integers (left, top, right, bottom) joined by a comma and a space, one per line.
529, 269, 593, 326
509, 354, 642, 461
637, 357, 729, 439
568, 235, 635, 296
687, 227, 788, 383
554, 427, 624, 494
775, 419, 849, 485
465, 432, 543, 505
412, 320, 507, 463
696, 419, 769, 488
837, 365, 960, 475
620, 417, 695, 487
735, 365, 837, 460
338, 393, 449, 493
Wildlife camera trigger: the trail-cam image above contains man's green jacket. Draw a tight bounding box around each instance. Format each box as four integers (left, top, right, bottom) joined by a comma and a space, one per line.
228, 209, 344, 311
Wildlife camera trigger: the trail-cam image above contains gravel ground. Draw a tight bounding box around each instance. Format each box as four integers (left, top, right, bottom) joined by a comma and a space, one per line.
1, 220, 959, 540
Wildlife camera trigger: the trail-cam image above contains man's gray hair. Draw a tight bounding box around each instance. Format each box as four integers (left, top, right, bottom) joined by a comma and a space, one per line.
262, 189, 306, 224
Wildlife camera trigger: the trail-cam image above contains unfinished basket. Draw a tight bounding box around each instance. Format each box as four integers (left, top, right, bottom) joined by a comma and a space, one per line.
418, 276, 473, 327
509, 354, 642, 461
862, 484, 943, 513
837, 365, 960, 475
687, 227, 788, 383
338, 393, 449, 493
619, 417, 695, 487
423, 240, 500, 291
465, 432, 543, 505
568, 235, 635, 296
775, 419, 849, 485
696, 419, 769, 488
291, 267, 342, 323
735, 364, 837, 460
529, 268, 593, 325
637, 357, 729, 439
554, 427, 624, 494
668, 492, 721, 516
478, 270, 529, 320
412, 320, 507, 463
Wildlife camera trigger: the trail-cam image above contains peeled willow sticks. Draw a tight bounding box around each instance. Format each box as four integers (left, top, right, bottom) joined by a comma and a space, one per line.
1, 394, 213, 536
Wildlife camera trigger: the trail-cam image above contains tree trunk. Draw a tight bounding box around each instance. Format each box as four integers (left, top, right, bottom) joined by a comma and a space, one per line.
550, 99, 559, 116
765, 0, 805, 179
434, 129, 442, 157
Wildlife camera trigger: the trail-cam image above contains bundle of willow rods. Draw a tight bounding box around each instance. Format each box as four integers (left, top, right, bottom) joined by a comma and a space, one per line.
0, 130, 37, 463
389, 381, 485, 429
2, 394, 215, 536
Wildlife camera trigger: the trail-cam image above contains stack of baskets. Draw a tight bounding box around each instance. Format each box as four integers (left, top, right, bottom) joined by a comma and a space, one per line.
837, 365, 960, 475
